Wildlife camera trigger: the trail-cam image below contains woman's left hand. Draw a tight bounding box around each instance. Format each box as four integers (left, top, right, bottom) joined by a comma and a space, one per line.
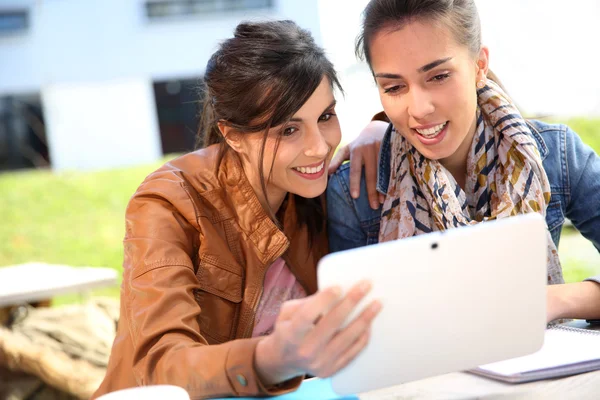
328, 120, 389, 210
546, 284, 567, 323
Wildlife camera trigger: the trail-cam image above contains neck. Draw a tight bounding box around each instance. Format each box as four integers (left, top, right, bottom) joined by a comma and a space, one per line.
240, 159, 287, 216
439, 115, 478, 189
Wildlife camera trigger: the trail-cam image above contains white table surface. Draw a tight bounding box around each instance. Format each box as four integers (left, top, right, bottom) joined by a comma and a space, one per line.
360, 320, 600, 400
0, 262, 118, 307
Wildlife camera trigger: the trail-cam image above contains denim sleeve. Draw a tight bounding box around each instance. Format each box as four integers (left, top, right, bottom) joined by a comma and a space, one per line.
585, 275, 600, 284
564, 126, 600, 252
326, 163, 382, 253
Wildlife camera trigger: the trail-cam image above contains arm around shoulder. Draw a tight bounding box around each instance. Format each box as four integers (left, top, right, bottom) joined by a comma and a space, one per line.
327, 165, 369, 252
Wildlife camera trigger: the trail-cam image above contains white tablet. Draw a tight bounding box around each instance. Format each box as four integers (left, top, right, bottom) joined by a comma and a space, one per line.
318, 213, 548, 395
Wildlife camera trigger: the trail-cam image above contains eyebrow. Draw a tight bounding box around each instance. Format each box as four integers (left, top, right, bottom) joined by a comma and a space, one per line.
374, 57, 453, 79
418, 57, 453, 73
289, 99, 337, 122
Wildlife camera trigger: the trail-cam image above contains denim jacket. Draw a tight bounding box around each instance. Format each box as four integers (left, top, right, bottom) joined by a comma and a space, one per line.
327, 120, 600, 259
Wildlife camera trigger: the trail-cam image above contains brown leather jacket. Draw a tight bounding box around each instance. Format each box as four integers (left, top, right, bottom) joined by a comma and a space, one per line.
93, 145, 328, 399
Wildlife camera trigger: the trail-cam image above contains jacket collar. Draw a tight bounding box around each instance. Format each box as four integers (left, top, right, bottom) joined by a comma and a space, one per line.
525, 120, 549, 160
218, 149, 320, 293
216, 149, 290, 266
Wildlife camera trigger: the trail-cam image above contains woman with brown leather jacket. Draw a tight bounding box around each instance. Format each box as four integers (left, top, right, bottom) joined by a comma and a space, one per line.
93, 20, 382, 399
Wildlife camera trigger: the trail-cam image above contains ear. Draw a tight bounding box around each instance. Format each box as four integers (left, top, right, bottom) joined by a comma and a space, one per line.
218, 122, 244, 154
476, 46, 490, 81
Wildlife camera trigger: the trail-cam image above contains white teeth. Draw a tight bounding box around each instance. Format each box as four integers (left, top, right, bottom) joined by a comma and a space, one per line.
294, 161, 324, 174
415, 122, 447, 137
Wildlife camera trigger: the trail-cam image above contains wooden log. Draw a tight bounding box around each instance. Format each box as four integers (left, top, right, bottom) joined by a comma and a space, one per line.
0, 326, 105, 399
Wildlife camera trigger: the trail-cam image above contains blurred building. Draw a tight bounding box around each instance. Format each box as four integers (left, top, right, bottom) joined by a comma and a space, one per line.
1, 0, 599, 172
0, 0, 327, 171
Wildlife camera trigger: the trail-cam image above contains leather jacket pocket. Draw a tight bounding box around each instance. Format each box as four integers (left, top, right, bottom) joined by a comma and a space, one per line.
195, 257, 243, 344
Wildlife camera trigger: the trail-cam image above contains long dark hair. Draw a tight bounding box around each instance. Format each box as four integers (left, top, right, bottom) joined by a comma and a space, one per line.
197, 20, 342, 243
356, 0, 503, 86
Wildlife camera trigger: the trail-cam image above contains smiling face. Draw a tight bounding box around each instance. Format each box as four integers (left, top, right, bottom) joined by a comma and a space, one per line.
233, 77, 341, 211
370, 19, 488, 172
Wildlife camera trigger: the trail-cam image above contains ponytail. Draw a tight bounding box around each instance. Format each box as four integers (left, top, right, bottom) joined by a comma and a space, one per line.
195, 86, 223, 150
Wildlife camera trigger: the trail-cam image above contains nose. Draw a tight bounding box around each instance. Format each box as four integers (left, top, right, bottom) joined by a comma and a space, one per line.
407, 86, 435, 121
304, 124, 329, 159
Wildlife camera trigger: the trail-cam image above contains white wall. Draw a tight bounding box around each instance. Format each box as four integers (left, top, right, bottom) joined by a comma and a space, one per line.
0, 0, 323, 94
476, 0, 600, 117
315, 0, 377, 142
42, 79, 162, 171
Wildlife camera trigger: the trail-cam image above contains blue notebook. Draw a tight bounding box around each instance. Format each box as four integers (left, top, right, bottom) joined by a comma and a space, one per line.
213, 378, 357, 400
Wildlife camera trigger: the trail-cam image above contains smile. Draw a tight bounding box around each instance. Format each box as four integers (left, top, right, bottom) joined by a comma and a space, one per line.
415, 122, 448, 139
292, 160, 327, 181
292, 161, 325, 175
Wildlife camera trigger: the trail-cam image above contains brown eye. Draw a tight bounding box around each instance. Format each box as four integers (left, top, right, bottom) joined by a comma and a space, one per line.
319, 113, 335, 122
384, 85, 403, 94
282, 126, 298, 137
431, 73, 450, 82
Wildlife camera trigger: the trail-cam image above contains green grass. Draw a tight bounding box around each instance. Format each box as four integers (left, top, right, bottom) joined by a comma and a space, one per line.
0, 156, 179, 304
1, 118, 599, 306
549, 117, 600, 280
554, 117, 600, 152
560, 228, 600, 283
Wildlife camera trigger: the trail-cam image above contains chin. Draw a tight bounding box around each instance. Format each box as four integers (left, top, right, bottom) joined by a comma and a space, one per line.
414, 148, 440, 160
294, 189, 327, 199
415, 143, 456, 161
427, 151, 451, 161
290, 183, 327, 199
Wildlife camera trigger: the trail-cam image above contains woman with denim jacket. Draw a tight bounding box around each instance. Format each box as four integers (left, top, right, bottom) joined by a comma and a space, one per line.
326, 0, 600, 324
94, 21, 382, 399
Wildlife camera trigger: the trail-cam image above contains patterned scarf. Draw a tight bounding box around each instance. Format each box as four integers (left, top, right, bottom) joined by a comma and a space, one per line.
379, 80, 563, 285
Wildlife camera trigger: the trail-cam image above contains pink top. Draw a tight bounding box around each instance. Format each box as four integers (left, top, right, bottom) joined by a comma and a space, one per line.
252, 257, 307, 337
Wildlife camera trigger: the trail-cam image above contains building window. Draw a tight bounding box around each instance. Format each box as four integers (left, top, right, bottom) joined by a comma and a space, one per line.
153, 78, 204, 155
145, 0, 273, 19
0, 95, 50, 171
0, 9, 29, 34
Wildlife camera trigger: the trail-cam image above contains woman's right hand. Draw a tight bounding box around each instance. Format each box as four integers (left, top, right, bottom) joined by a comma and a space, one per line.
254, 281, 382, 385
328, 120, 389, 209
